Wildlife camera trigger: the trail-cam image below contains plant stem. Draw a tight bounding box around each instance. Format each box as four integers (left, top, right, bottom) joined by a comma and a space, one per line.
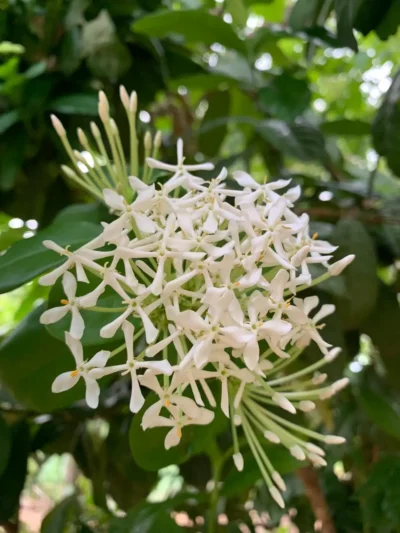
207, 441, 223, 533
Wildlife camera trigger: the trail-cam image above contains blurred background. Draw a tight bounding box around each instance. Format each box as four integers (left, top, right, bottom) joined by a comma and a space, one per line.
0, 0, 400, 532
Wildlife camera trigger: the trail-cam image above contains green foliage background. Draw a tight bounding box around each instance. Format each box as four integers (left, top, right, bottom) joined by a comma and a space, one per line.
0, 0, 400, 531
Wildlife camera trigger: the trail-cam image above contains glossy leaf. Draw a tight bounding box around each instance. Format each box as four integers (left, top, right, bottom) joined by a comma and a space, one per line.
133, 10, 246, 53
49, 93, 99, 115
258, 74, 311, 121
331, 219, 378, 331
0, 219, 101, 294
334, 0, 359, 51
372, 68, 400, 177
257, 119, 328, 162
41, 495, 80, 533
0, 305, 116, 411
0, 415, 11, 478
199, 90, 231, 157
358, 379, 400, 440
0, 421, 29, 521
321, 119, 371, 136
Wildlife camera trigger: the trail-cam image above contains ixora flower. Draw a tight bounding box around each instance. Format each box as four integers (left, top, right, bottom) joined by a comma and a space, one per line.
41, 89, 355, 508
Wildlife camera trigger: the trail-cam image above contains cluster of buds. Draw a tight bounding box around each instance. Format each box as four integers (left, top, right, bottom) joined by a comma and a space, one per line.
42, 89, 354, 508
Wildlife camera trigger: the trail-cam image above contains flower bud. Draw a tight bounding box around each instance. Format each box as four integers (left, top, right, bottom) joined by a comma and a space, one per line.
119, 85, 130, 110
233, 452, 244, 471
90, 122, 101, 138
269, 486, 285, 508
324, 435, 346, 445
272, 471, 286, 492
77, 128, 88, 147
290, 445, 306, 461
328, 254, 355, 276
272, 393, 296, 414
264, 430, 280, 444
130, 91, 137, 113
51, 114, 66, 137
98, 90, 110, 123
298, 401, 316, 412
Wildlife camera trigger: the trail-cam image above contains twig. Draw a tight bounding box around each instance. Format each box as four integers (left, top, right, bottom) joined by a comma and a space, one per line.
297, 466, 336, 533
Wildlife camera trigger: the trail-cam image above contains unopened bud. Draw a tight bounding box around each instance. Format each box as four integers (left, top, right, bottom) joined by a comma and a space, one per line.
306, 443, 325, 456
324, 435, 346, 445
110, 118, 118, 134
290, 445, 306, 461
144, 131, 152, 152
154, 130, 162, 150
61, 165, 78, 179
269, 486, 285, 508
298, 401, 316, 412
264, 430, 280, 444
98, 90, 110, 123
233, 414, 242, 426
272, 393, 296, 414
328, 254, 355, 276
90, 122, 101, 138
51, 114, 66, 137
325, 347, 341, 362
233, 452, 244, 472
312, 372, 328, 385
119, 85, 130, 110
77, 128, 88, 147
309, 453, 327, 467
130, 91, 137, 113
272, 471, 286, 492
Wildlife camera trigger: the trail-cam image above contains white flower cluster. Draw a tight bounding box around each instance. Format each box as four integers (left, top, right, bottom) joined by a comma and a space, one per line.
41, 89, 354, 508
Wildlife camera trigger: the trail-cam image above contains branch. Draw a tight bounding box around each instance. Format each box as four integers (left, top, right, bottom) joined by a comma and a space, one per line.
297, 466, 336, 533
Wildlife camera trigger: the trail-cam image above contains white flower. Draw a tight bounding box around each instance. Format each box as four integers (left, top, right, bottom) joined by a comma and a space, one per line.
90, 321, 172, 412
46, 99, 354, 487
51, 333, 110, 408
40, 272, 85, 339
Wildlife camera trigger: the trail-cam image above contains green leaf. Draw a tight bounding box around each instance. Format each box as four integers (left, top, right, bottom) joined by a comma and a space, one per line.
132, 10, 246, 54
0, 129, 27, 191
0, 421, 29, 521
198, 90, 231, 157
226, 0, 248, 27
361, 283, 400, 387
0, 305, 114, 411
289, 0, 322, 30
258, 74, 311, 121
0, 415, 11, 478
375, 0, 400, 40
0, 220, 101, 294
331, 220, 378, 331
354, 0, 394, 36
129, 393, 193, 471
321, 119, 371, 136
41, 495, 80, 533
250, 0, 286, 22
334, 0, 362, 51
372, 68, 400, 177
358, 379, 400, 440
0, 110, 19, 134
110, 501, 185, 532
257, 119, 328, 162
49, 93, 99, 115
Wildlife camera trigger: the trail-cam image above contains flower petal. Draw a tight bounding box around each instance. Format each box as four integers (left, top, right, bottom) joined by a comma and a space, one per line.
52, 371, 79, 393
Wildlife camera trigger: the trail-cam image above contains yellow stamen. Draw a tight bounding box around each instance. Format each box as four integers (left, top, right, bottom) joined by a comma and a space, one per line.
312, 232, 319, 240
61, 299, 69, 305
165, 400, 171, 407
70, 370, 79, 377
177, 427, 182, 438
